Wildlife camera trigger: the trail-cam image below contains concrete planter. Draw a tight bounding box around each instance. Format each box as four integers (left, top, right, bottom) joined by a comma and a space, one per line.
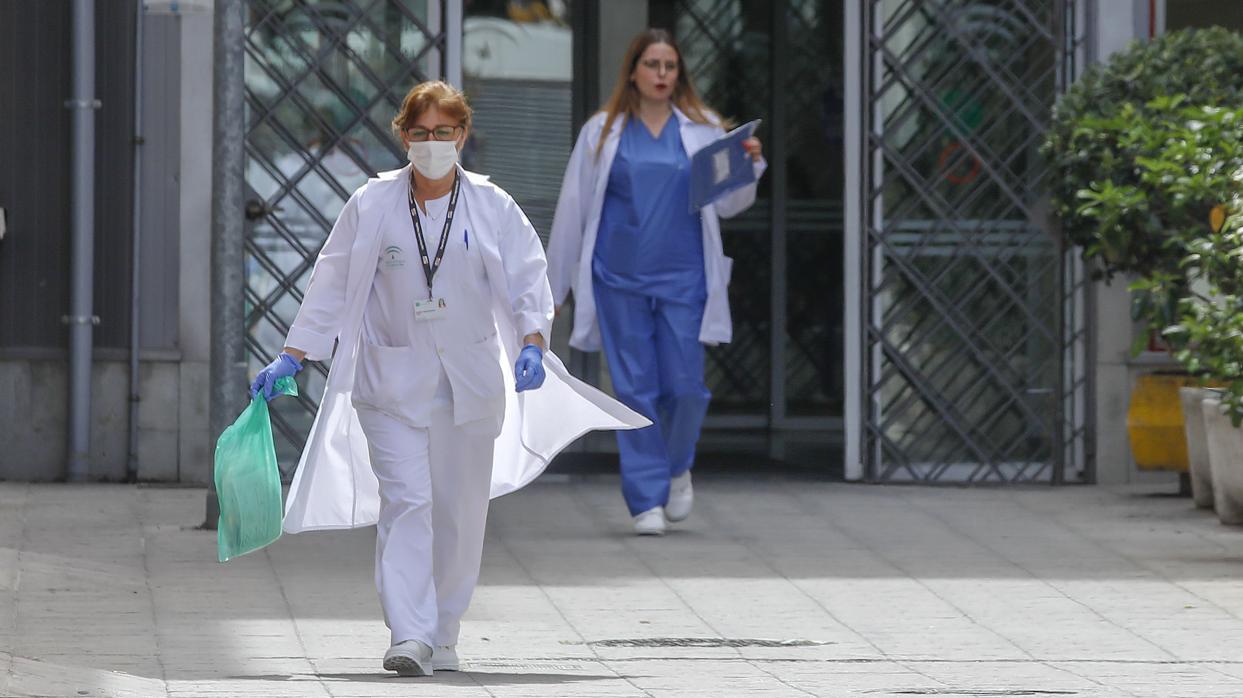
1179, 387, 1215, 508
1200, 397, 1243, 525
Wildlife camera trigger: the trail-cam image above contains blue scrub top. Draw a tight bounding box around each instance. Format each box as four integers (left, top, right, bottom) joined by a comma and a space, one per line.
593, 115, 706, 301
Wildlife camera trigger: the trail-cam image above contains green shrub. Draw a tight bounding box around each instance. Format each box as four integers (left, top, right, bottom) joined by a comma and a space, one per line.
1153, 212, 1243, 426
1042, 28, 1243, 280
1093, 100, 1243, 349
1043, 28, 1243, 423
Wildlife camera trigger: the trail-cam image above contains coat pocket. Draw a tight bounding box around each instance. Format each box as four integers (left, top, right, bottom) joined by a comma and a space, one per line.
442, 331, 506, 425
352, 342, 435, 410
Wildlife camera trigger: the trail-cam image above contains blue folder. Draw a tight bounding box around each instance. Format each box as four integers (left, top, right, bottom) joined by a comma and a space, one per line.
689, 119, 762, 212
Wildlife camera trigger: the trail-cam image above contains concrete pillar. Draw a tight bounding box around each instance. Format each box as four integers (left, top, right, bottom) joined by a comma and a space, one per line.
179, 1, 215, 483
1089, 0, 1177, 485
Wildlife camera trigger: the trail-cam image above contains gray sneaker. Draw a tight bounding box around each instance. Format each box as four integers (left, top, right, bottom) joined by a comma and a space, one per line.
432, 644, 460, 671
383, 639, 433, 676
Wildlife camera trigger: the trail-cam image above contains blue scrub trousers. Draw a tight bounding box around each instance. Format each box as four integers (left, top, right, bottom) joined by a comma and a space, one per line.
593, 282, 711, 516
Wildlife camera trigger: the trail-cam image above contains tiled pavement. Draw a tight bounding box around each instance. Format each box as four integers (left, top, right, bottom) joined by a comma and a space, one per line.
1, 474, 1241, 697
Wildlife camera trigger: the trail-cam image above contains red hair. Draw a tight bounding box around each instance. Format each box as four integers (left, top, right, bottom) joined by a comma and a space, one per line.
391, 80, 472, 138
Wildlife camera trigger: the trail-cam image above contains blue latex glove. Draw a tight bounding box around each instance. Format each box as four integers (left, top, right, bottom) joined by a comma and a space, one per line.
250, 352, 303, 402
514, 344, 545, 392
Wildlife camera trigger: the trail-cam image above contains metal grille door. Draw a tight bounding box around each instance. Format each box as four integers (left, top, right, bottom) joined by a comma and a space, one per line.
243, 0, 452, 472
858, 0, 1087, 482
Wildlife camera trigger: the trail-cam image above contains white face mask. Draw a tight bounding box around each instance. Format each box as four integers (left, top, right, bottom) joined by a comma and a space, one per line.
407, 139, 459, 179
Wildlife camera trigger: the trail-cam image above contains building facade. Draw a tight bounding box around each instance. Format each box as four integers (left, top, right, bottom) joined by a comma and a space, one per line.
0, 0, 1230, 484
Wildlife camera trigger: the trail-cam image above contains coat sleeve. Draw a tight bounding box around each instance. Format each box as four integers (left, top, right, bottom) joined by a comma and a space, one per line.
284, 187, 363, 361
546, 119, 598, 306
497, 193, 555, 345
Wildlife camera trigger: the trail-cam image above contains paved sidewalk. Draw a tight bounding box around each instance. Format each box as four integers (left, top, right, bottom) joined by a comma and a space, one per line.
1, 475, 1241, 697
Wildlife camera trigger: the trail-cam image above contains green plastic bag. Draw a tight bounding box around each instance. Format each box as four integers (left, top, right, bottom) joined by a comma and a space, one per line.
214, 377, 297, 562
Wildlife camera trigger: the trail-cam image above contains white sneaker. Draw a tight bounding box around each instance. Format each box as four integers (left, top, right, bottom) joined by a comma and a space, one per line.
634, 506, 667, 535
666, 471, 693, 522
383, 639, 433, 676
432, 644, 460, 671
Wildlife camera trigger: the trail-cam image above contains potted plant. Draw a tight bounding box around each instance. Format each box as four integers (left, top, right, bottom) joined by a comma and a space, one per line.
1162, 207, 1243, 524
1122, 100, 1243, 509
1042, 28, 1243, 482
1200, 391, 1243, 524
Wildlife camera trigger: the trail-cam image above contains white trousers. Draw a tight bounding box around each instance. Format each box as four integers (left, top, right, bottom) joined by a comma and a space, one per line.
356, 405, 496, 647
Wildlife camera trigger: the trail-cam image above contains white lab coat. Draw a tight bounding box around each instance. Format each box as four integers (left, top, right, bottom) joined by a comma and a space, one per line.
546, 107, 768, 352
281, 164, 649, 534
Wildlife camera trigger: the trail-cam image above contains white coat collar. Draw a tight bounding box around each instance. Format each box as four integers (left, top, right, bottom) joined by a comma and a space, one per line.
596, 104, 707, 151
672, 104, 722, 131
366, 164, 495, 229
373, 163, 491, 187
672, 104, 692, 127
608, 105, 709, 133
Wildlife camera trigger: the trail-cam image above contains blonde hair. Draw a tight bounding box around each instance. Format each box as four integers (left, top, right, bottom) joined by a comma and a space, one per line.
595, 29, 725, 156
391, 80, 472, 138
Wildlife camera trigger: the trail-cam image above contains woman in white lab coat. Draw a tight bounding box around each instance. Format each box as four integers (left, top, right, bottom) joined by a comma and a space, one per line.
546, 29, 766, 536
250, 81, 647, 677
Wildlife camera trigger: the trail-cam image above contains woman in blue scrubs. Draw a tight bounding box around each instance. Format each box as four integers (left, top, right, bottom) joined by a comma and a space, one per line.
547, 29, 765, 535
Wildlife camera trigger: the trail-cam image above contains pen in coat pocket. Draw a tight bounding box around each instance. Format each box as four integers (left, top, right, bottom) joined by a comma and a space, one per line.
464, 228, 469, 249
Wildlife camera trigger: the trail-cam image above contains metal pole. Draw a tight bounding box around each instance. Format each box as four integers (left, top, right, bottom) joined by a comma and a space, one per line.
67, 0, 99, 482
842, 0, 863, 481
127, 0, 146, 483
445, 0, 463, 87
206, 0, 247, 528
768, 0, 788, 435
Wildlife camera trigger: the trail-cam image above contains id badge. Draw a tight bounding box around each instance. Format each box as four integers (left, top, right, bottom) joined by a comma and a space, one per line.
414, 297, 448, 321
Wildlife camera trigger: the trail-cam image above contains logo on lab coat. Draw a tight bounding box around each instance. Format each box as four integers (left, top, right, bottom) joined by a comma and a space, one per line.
381, 245, 406, 269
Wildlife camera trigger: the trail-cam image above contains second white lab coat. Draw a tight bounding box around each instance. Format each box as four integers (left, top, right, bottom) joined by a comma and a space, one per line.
546, 107, 768, 352
281, 164, 649, 533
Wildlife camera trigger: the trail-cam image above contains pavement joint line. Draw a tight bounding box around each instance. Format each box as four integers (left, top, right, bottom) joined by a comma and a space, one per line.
562, 477, 808, 694
665, 487, 855, 697
490, 502, 654, 698
865, 489, 1046, 662
517, 655, 1243, 665
898, 490, 1183, 665
263, 543, 332, 697
771, 480, 961, 688
699, 486, 891, 660
795, 484, 1228, 693
1009, 491, 1243, 628
136, 489, 172, 697
4, 483, 31, 694
1039, 659, 1137, 698
460, 662, 590, 670
1204, 663, 1243, 690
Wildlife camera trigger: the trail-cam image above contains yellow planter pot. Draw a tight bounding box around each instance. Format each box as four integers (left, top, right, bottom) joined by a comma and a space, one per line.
1126, 373, 1199, 472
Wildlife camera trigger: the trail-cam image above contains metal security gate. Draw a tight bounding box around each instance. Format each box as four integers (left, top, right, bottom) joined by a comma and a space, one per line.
848, 0, 1090, 483
242, 0, 457, 473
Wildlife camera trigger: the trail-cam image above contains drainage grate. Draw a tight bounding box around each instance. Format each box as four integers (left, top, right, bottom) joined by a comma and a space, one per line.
587, 638, 830, 649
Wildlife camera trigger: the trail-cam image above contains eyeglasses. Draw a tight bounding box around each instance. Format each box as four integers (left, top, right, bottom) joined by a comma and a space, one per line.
639, 58, 678, 74
404, 124, 462, 142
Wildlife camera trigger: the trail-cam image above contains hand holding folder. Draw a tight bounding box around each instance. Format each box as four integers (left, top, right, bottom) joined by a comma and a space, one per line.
689, 119, 762, 212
